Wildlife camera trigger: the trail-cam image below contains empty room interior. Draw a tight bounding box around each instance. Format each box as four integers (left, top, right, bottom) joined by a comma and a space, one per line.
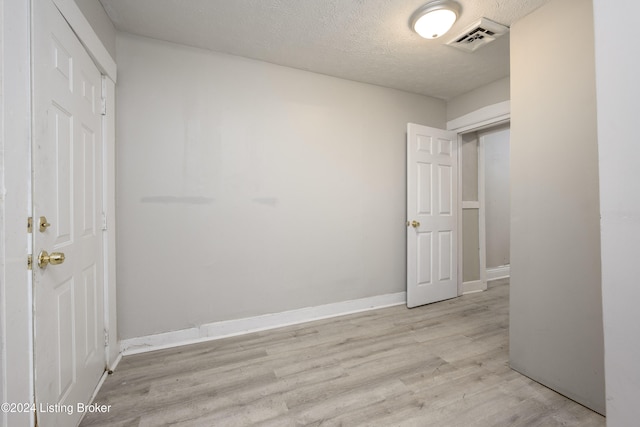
1, 0, 639, 426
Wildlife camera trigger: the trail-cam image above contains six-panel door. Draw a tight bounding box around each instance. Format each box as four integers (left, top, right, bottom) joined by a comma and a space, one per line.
407, 123, 458, 308
32, 0, 106, 425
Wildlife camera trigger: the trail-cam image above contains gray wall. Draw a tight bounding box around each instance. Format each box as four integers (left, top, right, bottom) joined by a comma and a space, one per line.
461, 134, 479, 202
510, 0, 605, 414
593, 0, 640, 424
462, 209, 480, 282
482, 127, 510, 268
446, 77, 510, 121
74, 0, 116, 59
115, 33, 446, 340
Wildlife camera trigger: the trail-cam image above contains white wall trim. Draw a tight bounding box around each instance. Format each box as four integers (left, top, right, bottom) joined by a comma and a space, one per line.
447, 101, 510, 133
121, 292, 406, 355
462, 201, 480, 209
463, 280, 486, 294
456, 134, 464, 296
487, 265, 511, 281
2, 0, 34, 425
108, 352, 122, 373
101, 77, 119, 369
51, 0, 117, 81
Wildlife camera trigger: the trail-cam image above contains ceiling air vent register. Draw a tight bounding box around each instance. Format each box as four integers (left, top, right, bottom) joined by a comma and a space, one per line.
446, 17, 509, 52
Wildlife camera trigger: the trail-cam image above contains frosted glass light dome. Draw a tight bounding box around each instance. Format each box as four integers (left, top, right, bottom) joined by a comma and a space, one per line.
411, 1, 461, 40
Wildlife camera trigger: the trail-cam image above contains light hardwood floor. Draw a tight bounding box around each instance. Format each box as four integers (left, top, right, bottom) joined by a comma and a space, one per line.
81, 280, 605, 426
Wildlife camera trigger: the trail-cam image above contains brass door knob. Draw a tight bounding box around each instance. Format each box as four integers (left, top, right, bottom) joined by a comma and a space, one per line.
411, 220, 420, 228
38, 250, 65, 269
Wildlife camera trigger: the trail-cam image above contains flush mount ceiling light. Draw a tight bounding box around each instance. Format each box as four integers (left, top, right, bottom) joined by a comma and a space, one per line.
410, 0, 461, 39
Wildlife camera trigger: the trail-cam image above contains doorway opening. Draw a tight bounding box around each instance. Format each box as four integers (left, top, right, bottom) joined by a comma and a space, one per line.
459, 123, 510, 294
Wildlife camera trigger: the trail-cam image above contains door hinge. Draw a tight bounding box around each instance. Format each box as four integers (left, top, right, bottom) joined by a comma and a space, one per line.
28, 216, 33, 233
101, 213, 108, 231
100, 97, 107, 116
28, 254, 33, 270
104, 330, 109, 347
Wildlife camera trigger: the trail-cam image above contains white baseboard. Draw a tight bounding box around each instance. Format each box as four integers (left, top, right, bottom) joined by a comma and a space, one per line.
463, 280, 486, 294
120, 292, 407, 356
486, 265, 510, 281
108, 352, 122, 372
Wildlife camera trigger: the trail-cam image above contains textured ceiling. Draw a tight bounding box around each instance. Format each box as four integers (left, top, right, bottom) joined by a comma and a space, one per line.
99, 0, 549, 100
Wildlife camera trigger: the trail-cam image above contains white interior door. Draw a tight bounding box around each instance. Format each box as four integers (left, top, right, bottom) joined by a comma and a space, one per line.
407, 123, 458, 308
32, 0, 106, 424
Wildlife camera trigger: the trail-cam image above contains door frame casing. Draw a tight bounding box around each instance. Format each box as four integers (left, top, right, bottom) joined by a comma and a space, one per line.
1, 1, 117, 425
447, 101, 510, 296
1, 1, 33, 426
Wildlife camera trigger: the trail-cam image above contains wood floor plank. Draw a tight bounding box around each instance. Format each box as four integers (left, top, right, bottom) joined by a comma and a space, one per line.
80, 280, 605, 426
